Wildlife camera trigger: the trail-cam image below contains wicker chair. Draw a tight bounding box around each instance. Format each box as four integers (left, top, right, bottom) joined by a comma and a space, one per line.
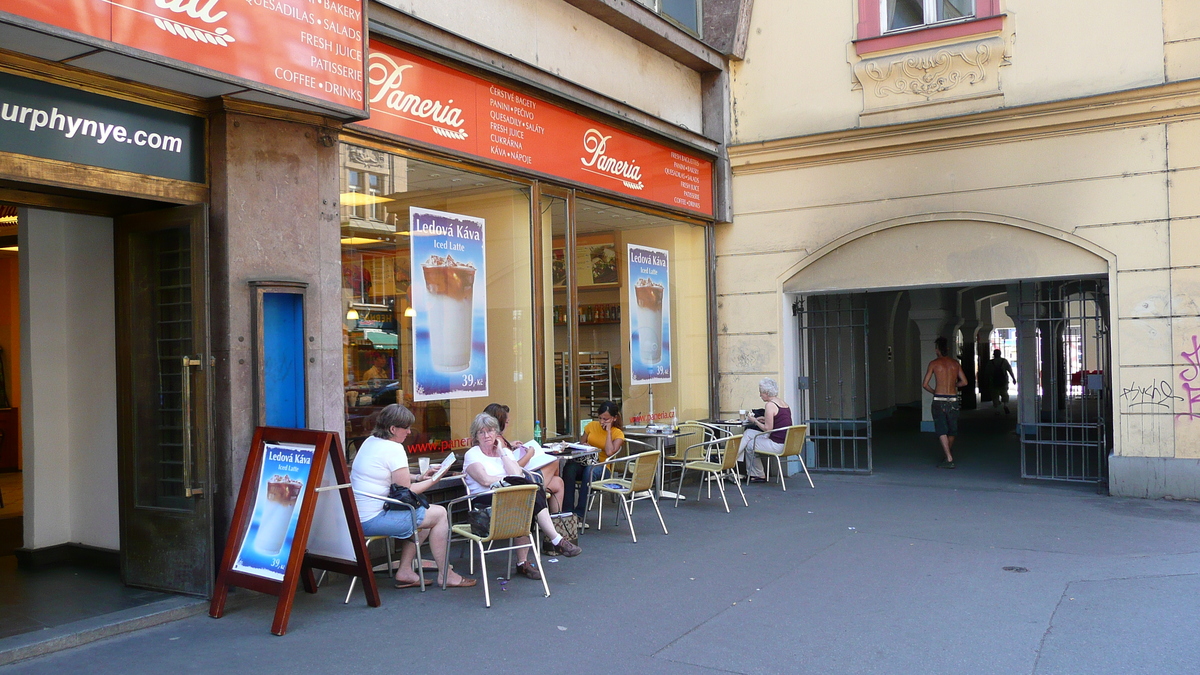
753, 424, 813, 491
444, 484, 548, 607
588, 450, 668, 543
674, 434, 748, 513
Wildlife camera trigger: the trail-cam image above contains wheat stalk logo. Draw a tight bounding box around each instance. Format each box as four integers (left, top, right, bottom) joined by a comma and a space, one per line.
431, 127, 469, 140
153, 16, 235, 46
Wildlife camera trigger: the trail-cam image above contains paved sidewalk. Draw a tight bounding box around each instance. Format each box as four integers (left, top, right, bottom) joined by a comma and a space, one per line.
4, 466, 1198, 674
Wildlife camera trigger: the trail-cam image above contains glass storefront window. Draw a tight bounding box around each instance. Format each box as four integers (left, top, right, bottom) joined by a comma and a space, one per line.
539, 197, 709, 435
340, 140, 712, 459
340, 143, 534, 460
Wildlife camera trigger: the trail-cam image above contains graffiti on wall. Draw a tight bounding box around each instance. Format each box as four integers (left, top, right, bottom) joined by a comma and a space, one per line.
1179, 335, 1200, 421
1120, 380, 1182, 411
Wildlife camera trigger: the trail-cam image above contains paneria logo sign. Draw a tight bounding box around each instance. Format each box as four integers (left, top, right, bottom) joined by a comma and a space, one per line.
358, 42, 712, 216
104, 0, 237, 47
368, 52, 468, 141
580, 129, 644, 191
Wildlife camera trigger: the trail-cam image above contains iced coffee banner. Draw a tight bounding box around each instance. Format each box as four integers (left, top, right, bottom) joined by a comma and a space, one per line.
231, 442, 316, 582
410, 207, 490, 401
627, 244, 672, 385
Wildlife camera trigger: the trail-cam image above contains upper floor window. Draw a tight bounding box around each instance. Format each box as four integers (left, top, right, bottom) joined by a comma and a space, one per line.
884, 0, 974, 32
636, 0, 702, 36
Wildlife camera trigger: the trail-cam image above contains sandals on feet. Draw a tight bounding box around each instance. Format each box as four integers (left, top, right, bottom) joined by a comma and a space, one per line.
442, 575, 477, 588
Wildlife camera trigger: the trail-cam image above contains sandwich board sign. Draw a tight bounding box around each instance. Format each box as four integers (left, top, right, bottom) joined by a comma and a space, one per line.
209, 427, 377, 635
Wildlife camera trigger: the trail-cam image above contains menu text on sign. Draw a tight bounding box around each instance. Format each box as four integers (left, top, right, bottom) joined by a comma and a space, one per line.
4, 0, 368, 111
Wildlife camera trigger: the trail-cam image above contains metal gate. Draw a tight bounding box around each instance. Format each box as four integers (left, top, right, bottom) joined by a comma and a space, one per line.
1017, 278, 1111, 482
794, 294, 871, 472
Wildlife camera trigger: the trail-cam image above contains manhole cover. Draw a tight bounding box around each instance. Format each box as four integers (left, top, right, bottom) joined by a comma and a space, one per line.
1002, 566, 1029, 573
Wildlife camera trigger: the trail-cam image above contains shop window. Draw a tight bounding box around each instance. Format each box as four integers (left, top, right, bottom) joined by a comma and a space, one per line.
339, 143, 534, 462
538, 196, 709, 438
634, 0, 702, 36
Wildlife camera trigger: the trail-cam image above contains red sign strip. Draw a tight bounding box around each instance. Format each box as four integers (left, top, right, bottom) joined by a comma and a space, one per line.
357, 41, 713, 218
5, 0, 366, 111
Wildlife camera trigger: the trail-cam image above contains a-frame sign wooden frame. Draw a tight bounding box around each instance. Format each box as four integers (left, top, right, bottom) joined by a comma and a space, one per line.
209, 427, 379, 635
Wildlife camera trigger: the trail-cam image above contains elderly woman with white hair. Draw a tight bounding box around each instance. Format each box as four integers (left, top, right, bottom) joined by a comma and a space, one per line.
738, 377, 793, 483
463, 413, 582, 581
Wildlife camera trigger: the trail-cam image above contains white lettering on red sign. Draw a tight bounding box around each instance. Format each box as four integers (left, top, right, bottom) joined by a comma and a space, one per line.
580, 128, 643, 190
367, 52, 468, 141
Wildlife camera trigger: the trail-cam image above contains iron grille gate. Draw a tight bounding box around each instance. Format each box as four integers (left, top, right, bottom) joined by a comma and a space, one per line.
794, 294, 871, 473
1017, 278, 1112, 482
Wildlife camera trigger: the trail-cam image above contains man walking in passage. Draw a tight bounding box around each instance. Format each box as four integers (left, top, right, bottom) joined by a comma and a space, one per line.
922, 336, 968, 469
991, 348, 1016, 414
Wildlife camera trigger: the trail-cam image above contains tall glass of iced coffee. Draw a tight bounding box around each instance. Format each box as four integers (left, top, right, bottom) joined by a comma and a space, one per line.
254, 474, 303, 556
635, 277, 664, 365
421, 254, 476, 372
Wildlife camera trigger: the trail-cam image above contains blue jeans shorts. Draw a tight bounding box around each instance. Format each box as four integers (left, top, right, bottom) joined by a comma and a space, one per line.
361, 506, 427, 540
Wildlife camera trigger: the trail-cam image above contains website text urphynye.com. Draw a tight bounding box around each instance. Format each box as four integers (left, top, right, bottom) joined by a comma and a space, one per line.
2, 103, 185, 153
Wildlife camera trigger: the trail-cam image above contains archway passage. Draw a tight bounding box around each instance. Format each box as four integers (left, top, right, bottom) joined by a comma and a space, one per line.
785, 218, 1113, 484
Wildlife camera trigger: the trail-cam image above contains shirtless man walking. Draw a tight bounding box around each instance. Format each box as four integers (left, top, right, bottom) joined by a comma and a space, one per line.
922, 336, 968, 469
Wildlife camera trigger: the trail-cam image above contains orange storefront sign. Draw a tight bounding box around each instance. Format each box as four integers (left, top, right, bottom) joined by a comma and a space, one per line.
357, 41, 713, 217
3, 0, 365, 111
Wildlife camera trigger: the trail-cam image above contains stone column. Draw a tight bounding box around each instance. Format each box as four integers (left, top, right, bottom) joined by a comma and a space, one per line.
910, 308, 952, 432
209, 110, 344, 549
959, 320, 979, 409
1008, 284, 1039, 434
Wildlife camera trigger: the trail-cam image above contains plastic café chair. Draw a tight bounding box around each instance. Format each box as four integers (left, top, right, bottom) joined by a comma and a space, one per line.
588, 450, 668, 543
443, 484, 549, 608
755, 424, 814, 491
674, 434, 748, 513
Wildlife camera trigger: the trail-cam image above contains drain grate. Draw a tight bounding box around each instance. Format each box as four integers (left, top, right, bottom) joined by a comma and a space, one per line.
1002, 566, 1029, 573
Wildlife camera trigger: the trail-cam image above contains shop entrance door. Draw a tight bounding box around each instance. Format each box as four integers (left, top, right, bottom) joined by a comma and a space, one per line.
794, 294, 872, 473
115, 204, 213, 596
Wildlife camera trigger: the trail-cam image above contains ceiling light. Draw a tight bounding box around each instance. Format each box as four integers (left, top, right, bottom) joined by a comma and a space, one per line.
404, 307, 416, 317
394, 231, 411, 236
450, 178, 461, 182
0, 246, 16, 252
339, 192, 393, 207
346, 308, 360, 321
340, 237, 384, 245
0, 215, 16, 225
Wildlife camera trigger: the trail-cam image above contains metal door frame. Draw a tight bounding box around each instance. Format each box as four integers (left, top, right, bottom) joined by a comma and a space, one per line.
1017, 277, 1111, 483
794, 294, 872, 473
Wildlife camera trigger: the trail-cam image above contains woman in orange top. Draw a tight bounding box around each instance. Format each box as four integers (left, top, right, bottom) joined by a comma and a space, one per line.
562, 401, 624, 517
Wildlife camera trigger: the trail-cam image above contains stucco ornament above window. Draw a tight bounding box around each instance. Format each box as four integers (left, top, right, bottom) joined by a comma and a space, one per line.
851, 34, 1011, 122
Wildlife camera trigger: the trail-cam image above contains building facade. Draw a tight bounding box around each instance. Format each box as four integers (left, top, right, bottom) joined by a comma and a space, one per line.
0, 0, 748, 599
721, 0, 1200, 498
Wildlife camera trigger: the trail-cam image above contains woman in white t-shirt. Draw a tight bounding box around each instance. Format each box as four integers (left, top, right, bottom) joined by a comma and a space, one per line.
350, 404, 475, 589
463, 413, 581, 582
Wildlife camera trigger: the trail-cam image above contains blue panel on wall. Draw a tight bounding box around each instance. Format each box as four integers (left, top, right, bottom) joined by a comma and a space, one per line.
263, 293, 306, 428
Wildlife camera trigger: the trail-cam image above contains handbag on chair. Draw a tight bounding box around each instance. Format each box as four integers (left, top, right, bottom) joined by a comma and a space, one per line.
384, 484, 429, 511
